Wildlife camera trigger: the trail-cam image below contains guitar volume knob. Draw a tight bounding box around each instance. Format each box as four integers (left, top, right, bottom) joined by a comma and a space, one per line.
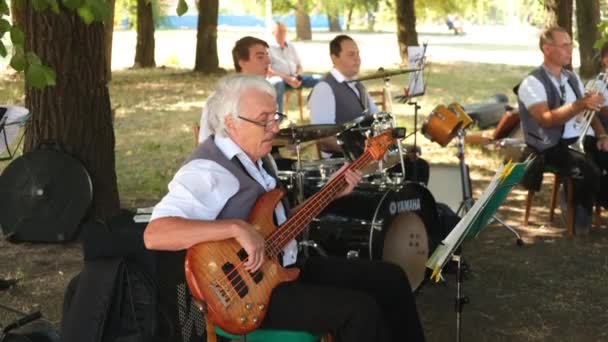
239, 316, 246, 323
258, 304, 265, 310
245, 303, 252, 310
252, 316, 259, 323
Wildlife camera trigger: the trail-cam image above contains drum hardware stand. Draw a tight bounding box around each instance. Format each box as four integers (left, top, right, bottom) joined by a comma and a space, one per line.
291, 136, 328, 258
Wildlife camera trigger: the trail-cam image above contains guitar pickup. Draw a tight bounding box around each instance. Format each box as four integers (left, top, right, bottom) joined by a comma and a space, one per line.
222, 262, 249, 298
237, 248, 264, 284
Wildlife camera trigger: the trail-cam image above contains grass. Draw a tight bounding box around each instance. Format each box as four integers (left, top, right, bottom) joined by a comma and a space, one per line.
2, 60, 608, 341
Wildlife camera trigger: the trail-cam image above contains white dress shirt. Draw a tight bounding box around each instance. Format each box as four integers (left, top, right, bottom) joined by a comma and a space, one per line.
308, 68, 378, 125
151, 135, 298, 266
269, 42, 301, 76
518, 66, 593, 139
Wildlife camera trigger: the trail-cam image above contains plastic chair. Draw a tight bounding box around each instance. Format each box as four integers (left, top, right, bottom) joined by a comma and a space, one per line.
214, 326, 324, 342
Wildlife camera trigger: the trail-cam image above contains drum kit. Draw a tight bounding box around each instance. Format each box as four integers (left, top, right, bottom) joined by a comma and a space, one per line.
273, 112, 441, 292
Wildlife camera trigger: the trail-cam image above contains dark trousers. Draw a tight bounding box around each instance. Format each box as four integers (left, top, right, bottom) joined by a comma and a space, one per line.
523, 140, 600, 212
261, 256, 425, 342
583, 136, 608, 207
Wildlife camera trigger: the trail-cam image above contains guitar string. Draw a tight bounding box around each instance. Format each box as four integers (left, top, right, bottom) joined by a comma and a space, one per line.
210, 152, 373, 303
266, 152, 372, 252
207, 139, 386, 305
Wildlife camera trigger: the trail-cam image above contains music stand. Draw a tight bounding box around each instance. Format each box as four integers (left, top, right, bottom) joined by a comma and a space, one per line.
0, 106, 30, 162
426, 158, 531, 342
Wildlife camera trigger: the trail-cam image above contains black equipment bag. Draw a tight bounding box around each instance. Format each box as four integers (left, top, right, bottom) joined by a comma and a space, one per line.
61, 211, 158, 342
61, 258, 157, 342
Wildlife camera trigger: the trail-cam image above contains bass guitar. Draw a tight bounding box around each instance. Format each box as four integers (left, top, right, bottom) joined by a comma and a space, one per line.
184, 128, 404, 334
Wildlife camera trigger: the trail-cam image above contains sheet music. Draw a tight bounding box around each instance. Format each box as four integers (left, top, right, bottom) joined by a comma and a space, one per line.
407, 46, 425, 97
425, 159, 531, 280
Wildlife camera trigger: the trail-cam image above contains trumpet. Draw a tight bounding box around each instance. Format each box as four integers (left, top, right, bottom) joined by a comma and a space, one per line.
570, 70, 608, 154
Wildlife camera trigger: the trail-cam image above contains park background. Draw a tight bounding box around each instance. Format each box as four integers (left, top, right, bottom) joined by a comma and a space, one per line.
1, 0, 608, 341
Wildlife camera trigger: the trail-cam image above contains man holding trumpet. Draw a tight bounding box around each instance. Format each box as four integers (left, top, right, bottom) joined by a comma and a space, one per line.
517, 26, 608, 234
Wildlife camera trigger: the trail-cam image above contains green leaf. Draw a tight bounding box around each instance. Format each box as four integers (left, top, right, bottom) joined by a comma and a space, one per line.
47, 0, 60, 13
0, 18, 10, 33
26, 63, 50, 89
77, 5, 95, 24
0, 0, 9, 15
0, 41, 6, 58
10, 27, 24, 46
62, 0, 84, 11
10, 52, 26, 72
85, 0, 110, 21
25, 52, 42, 65
32, 0, 48, 11
41, 65, 56, 86
176, 0, 187, 16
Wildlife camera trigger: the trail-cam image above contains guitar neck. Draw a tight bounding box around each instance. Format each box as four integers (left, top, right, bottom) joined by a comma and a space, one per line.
265, 150, 374, 257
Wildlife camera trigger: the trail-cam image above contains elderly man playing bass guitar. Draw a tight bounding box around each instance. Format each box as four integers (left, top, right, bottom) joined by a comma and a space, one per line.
144, 74, 425, 342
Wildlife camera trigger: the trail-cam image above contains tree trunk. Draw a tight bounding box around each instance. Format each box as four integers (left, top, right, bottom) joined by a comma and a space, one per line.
328, 14, 341, 32
576, 0, 600, 78
295, 0, 311, 41
104, 0, 116, 80
19, 1, 120, 219
544, 0, 573, 36
194, 0, 219, 72
346, 7, 353, 31
134, 0, 155, 68
395, 0, 419, 64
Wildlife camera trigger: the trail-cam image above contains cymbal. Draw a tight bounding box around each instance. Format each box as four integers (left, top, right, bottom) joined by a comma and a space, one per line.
352, 67, 421, 82
273, 124, 343, 145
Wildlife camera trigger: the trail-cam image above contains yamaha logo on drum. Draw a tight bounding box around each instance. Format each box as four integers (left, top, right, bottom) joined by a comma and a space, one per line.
389, 198, 421, 215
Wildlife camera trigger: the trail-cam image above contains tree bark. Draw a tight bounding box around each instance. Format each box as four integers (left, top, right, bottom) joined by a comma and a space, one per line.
576, 0, 600, 78
194, 0, 220, 72
104, 0, 116, 80
19, 1, 120, 219
395, 0, 419, 64
295, 0, 311, 41
134, 0, 155, 68
544, 0, 573, 36
346, 7, 353, 31
328, 14, 341, 32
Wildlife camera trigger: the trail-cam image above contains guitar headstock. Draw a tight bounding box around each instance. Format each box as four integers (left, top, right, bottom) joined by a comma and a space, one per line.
365, 128, 406, 160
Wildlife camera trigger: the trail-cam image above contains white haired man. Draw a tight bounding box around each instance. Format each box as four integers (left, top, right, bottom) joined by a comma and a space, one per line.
146, 74, 425, 342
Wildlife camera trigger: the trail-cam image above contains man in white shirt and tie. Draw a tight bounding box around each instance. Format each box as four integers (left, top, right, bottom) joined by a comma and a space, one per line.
307, 35, 378, 154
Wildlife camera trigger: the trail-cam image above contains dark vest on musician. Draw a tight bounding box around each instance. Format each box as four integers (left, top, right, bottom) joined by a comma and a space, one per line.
322, 72, 370, 124
185, 136, 289, 219
518, 66, 582, 151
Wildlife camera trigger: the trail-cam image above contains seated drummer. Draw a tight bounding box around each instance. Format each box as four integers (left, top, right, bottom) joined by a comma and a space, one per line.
145, 74, 426, 342
307, 35, 378, 155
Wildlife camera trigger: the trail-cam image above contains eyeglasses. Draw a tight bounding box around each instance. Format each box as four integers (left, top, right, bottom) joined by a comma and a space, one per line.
237, 112, 286, 130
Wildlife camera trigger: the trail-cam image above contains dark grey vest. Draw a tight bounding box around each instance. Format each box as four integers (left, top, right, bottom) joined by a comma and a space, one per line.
321, 72, 370, 124
518, 66, 582, 151
184, 137, 288, 220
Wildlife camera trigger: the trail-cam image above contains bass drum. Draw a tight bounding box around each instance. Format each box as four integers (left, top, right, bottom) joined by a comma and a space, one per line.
308, 182, 441, 291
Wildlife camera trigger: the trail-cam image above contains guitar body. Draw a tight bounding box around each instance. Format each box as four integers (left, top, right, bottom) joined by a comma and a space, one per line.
185, 188, 300, 335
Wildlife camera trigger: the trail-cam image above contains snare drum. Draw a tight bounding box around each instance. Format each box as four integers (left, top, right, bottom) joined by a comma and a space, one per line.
308, 182, 441, 291
297, 158, 346, 187
422, 105, 463, 147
